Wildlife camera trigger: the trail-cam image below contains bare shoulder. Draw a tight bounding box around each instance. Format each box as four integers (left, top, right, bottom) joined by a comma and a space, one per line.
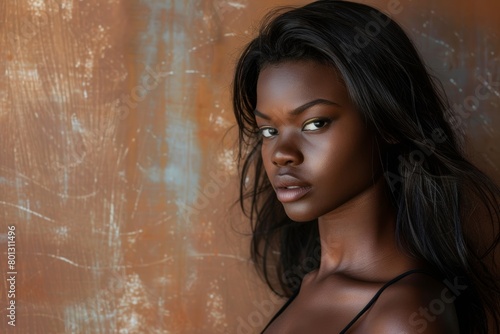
358, 272, 460, 334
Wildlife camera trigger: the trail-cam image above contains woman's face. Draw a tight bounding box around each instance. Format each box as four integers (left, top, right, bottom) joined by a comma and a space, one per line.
255, 60, 383, 222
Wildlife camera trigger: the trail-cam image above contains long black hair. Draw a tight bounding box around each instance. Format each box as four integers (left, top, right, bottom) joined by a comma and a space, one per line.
232, 1, 500, 333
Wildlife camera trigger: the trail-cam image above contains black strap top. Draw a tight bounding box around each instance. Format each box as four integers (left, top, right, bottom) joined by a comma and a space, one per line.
260, 269, 437, 334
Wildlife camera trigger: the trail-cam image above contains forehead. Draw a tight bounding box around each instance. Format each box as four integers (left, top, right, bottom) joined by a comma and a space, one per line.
256, 61, 346, 107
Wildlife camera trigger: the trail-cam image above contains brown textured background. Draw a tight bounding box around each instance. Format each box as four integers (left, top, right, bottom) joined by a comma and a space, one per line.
1, 0, 499, 333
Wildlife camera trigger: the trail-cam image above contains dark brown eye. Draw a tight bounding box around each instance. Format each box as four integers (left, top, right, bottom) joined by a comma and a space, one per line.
259, 127, 278, 138
302, 119, 329, 131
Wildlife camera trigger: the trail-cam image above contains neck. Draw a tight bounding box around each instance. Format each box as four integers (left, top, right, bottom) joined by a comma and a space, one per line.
315, 176, 419, 282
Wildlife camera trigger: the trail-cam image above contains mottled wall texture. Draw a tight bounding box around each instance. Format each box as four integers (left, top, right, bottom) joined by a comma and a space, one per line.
1, 0, 499, 333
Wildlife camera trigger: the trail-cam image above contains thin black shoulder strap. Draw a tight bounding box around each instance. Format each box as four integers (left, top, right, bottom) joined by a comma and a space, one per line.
339, 268, 437, 334
260, 288, 300, 334
261, 269, 438, 334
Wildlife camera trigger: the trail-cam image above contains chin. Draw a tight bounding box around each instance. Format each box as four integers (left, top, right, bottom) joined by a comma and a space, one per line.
283, 203, 319, 223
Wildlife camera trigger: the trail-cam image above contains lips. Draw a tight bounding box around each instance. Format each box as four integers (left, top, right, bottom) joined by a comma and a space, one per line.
273, 174, 312, 203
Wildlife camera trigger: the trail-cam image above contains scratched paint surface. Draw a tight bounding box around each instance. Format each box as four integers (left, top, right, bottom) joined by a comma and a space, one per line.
0, 0, 498, 333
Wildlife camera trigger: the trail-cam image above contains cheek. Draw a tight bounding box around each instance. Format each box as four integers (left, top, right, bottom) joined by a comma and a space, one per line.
307, 131, 378, 190
261, 144, 274, 175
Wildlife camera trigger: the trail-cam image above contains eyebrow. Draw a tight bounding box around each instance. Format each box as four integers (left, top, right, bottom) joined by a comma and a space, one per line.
253, 98, 339, 120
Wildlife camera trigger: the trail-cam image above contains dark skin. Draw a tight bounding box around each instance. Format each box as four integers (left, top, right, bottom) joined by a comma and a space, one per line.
255, 60, 459, 333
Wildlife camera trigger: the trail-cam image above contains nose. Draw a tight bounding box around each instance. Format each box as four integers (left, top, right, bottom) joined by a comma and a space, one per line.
271, 134, 303, 167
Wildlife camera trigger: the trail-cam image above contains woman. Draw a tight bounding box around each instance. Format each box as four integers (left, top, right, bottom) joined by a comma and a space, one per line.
232, 1, 500, 333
